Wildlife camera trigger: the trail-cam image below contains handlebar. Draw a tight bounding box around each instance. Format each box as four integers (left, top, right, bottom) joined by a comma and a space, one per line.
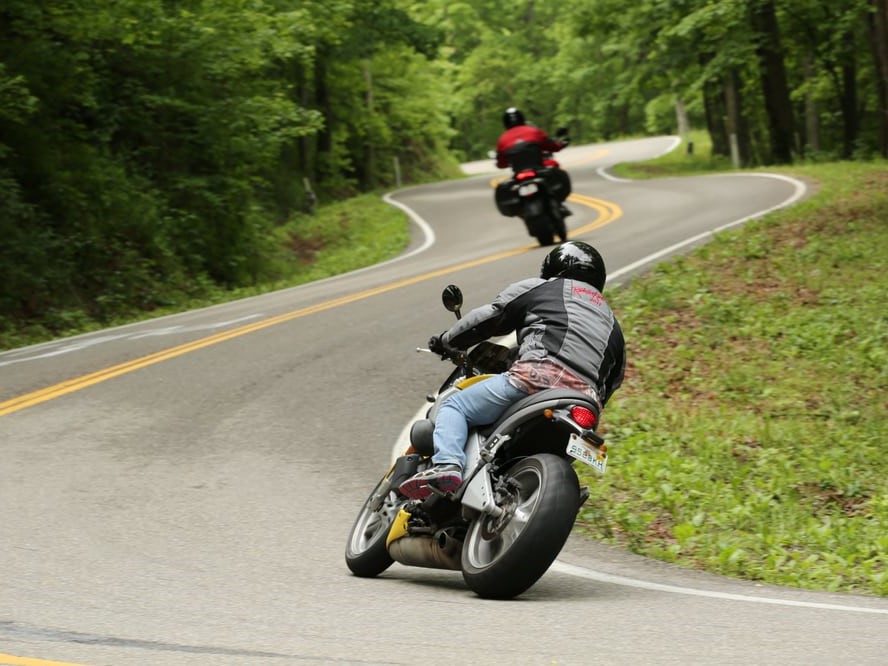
416, 345, 468, 367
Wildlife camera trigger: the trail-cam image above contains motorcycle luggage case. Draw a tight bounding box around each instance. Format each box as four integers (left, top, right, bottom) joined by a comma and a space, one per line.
546, 168, 572, 201
494, 180, 522, 217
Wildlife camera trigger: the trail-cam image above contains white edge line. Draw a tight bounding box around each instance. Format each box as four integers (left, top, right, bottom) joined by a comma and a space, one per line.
550, 562, 888, 615
0, 192, 437, 358
597, 136, 682, 182
608, 173, 808, 283
380, 191, 436, 260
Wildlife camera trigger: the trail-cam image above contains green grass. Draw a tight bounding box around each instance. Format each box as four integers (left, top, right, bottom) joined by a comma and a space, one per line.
613, 130, 734, 177
580, 147, 888, 596
266, 192, 410, 286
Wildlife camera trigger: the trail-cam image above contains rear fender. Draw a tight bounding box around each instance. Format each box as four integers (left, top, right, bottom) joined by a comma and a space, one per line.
480, 389, 600, 457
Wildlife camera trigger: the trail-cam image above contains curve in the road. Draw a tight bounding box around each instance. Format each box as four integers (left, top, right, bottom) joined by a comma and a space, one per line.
0, 194, 622, 419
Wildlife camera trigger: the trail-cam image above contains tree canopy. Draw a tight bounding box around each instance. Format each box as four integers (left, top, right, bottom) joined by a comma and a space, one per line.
1, 0, 886, 336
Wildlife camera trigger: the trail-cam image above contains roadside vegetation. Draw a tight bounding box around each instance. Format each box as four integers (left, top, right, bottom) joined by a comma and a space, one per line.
578, 148, 888, 597
0, 192, 415, 349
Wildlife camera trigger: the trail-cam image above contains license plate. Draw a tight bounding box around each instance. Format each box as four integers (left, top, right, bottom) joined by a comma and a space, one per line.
567, 433, 607, 474
519, 183, 538, 196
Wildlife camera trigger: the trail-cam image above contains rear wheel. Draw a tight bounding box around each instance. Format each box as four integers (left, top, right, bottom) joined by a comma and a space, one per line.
555, 214, 568, 242
345, 472, 402, 577
461, 454, 580, 599
527, 215, 555, 246
549, 196, 568, 242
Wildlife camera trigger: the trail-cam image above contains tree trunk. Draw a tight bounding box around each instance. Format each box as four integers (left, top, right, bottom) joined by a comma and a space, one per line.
314, 53, 331, 173
803, 54, 821, 153
750, 0, 796, 164
700, 54, 729, 157
724, 75, 741, 167
870, 0, 888, 157
723, 70, 753, 166
362, 59, 375, 190
675, 97, 691, 139
840, 59, 859, 158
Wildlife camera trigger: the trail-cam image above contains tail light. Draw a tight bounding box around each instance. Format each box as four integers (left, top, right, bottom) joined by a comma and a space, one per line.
516, 170, 537, 180
569, 405, 597, 429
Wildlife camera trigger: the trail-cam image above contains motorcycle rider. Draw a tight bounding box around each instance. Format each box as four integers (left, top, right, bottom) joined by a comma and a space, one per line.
494, 107, 573, 218
399, 241, 626, 500
495, 107, 566, 168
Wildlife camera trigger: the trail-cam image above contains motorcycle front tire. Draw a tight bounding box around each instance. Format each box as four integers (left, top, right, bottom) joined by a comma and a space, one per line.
461, 453, 580, 599
345, 471, 399, 577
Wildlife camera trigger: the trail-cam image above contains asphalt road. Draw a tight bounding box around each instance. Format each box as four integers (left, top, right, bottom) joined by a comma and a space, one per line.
2, 137, 886, 666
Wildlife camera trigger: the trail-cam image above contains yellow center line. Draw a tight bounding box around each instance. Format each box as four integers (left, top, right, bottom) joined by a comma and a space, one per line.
0, 654, 89, 666
0, 196, 622, 418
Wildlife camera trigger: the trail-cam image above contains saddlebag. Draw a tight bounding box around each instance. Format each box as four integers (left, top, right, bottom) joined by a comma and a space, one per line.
494, 180, 522, 217
545, 167, 572, 202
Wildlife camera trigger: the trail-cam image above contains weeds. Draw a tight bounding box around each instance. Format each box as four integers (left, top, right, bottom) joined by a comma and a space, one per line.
580, 159, 888, 596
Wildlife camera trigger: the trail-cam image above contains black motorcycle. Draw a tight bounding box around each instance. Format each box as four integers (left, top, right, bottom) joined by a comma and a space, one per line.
494, 128, 571, 246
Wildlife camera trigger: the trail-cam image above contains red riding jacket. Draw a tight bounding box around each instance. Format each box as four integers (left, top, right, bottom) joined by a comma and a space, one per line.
495, 125, 565, 169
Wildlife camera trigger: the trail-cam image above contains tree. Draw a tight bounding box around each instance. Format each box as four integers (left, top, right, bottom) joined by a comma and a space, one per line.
872, 0, 888, 156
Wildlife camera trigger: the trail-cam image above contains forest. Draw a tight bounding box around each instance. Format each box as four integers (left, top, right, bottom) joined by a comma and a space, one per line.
1, 0, 887, 342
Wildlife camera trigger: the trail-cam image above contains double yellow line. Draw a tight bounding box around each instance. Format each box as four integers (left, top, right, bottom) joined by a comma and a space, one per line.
0, 653, 87, 666
1, 195, 622, 419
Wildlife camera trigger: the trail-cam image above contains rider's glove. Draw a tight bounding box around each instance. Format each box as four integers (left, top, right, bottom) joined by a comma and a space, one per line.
428, 333, 448, 357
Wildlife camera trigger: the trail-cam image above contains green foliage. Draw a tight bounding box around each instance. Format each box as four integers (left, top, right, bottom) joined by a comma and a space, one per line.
0, 191, 410, 349
0, 0, 455, 337
578, 160, 888, 596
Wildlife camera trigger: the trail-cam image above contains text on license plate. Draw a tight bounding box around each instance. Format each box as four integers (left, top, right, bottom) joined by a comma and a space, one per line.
519, 183, 538, 196
566, 433, 607, 474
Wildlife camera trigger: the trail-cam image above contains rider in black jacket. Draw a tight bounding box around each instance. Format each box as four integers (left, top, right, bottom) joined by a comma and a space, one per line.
399, 241, 626, 500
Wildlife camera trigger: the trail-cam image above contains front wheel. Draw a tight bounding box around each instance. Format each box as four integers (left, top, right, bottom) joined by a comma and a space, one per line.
461, 454, 580, 599
345, 471, 402, 577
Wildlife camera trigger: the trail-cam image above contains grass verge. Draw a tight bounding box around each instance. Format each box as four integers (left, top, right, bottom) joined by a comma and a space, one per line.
580, 149, 888, 596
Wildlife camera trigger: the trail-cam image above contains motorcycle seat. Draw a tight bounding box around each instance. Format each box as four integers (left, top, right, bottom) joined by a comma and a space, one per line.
479, 387, 600, 437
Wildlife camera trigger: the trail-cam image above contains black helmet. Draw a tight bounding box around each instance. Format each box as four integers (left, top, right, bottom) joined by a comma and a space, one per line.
540, 241, 607, 291
503, 107, 526, 129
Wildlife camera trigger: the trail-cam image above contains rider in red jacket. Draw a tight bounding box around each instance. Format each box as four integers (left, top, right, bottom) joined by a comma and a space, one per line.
495, 107, 566, 169
495, 107, 572, 217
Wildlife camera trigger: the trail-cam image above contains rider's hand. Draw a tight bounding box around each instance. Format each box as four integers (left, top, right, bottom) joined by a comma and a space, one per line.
428, 333, 448, 356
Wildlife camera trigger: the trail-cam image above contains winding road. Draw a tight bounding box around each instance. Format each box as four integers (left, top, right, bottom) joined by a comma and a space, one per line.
2, 136, 886, 666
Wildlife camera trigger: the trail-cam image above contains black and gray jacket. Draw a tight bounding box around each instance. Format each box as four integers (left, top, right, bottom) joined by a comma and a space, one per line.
441, 277, 626, 406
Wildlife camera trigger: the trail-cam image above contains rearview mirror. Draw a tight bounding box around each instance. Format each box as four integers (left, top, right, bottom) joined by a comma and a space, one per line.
442, 284, 463, 319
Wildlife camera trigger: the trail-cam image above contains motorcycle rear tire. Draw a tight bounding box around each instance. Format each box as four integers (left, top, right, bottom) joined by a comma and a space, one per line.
555, 215, 568, 242
461, 453, 580, 599
526, 216, 555, 246
345, 472, 398, 577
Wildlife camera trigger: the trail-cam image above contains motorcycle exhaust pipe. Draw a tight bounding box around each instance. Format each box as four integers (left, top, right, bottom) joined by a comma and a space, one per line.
387, 530, 462, 571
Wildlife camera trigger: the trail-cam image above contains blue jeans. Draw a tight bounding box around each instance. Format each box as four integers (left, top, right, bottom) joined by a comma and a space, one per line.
432, 374, 528, 469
